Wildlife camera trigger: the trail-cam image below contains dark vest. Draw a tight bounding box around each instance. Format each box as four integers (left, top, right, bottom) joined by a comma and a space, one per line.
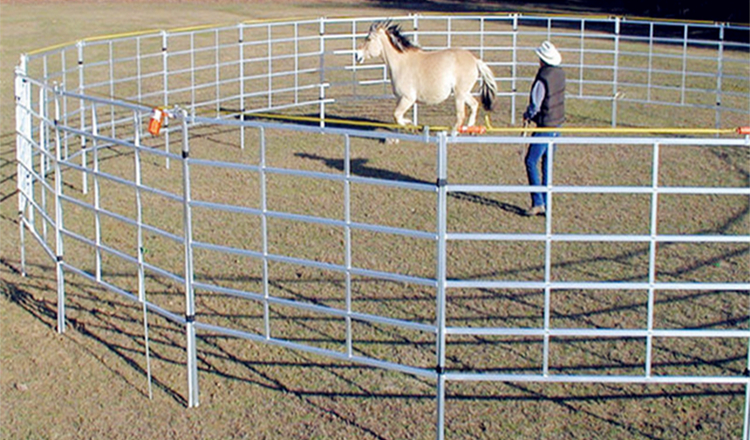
530, 65, 565, 127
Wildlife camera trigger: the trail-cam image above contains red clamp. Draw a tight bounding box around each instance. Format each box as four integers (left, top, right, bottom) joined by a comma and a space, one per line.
737, 126, 750, 135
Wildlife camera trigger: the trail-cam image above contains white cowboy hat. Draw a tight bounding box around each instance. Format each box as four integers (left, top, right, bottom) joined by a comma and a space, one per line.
535, 41, 562, 66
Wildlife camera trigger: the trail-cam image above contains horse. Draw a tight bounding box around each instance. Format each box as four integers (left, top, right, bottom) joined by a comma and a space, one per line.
355, 21, 497, 132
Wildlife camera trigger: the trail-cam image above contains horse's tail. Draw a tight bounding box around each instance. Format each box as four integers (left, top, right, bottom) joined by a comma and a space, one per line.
476, 59, 497, 111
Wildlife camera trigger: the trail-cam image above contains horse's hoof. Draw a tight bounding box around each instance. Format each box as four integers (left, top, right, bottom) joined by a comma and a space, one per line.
386, 137, 400, 145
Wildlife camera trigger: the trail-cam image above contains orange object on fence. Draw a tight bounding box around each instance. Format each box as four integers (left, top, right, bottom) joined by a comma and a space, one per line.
458, 125, 486, 135
148, 108, 165, 136
737, 126, 750, 135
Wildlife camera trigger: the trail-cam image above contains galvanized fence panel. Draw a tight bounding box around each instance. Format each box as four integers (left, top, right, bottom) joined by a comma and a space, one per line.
15, 13, 750, 440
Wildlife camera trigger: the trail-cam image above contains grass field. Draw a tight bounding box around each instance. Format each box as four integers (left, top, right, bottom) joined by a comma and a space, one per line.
2, 2, 750, 440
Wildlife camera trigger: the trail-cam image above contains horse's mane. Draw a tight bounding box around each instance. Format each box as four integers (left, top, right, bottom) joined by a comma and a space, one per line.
373, 21, 420, 53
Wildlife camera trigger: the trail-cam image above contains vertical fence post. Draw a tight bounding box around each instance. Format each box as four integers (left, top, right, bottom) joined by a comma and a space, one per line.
611, 16, 620, 127
162, 30, 171, 168
350, 20, 359, 101
478, 17, 485, 61
180, 109, 199, 407
133, 110, 153, 399
214, 28, 220, 116
107, 41, 115, 141
680, 23, 689, 106
136, 36, 143, 108
293, 22, 299, 105
319, 18, 326, 128
239, 24, 246, 150
134, 111, 145, 301
646, 141, 660, 378
344, 134, 353, 357
647, 22, 654, 102
578, 19, 585, 97
190, 32, 196, 113
412, 18, 419, 126
15, 56, 30, 216
260, 126, 271, 339
435, 132, 449, 440
546, 16, 552, 40
92, 104, 102, 282
267, 24, 273, 111
446, 16, 453, 48
39, 85, 48, 242
77, 41, 88, 195
60, 51, 69, 159
542, 138, 555, 376
15, 55, 32, 277
511, 14, 518, 126
715, 23, 725, 130
52, 84, 66, 334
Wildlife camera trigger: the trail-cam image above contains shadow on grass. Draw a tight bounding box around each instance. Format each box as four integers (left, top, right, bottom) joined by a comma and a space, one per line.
237, 110, 391, 132
2, 248, 746, 438
295, 151, 528, 216
0, 259, 188, 406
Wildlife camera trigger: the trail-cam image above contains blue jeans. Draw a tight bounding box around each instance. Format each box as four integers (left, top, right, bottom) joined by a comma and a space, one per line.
524, 131, 559, 208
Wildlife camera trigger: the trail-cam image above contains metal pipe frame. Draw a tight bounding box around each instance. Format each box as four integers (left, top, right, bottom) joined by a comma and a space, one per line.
14, 14, 750, 440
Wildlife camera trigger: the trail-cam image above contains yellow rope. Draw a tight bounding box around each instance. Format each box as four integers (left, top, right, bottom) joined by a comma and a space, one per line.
488, 127, 739, 135
166, 23, 228, 34
246, 112, 744, 136
81, 29, 163, 44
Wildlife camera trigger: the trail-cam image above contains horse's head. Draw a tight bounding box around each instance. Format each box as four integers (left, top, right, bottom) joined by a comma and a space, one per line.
355, 22, 388, 64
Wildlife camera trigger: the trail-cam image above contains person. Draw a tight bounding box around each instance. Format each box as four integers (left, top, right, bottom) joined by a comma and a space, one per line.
522, 41, 565, 216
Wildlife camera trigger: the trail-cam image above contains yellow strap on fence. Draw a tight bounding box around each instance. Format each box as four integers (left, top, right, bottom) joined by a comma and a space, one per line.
246, 112, 745, 137
482, 115, 742, 136
81, 29, 163, 44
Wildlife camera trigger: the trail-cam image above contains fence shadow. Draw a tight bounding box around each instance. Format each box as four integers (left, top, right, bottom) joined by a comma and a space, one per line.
295, 152, 528, 216
3, 242, 746, 439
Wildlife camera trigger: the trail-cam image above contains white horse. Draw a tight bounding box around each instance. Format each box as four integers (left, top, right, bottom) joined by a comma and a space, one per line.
356, 21, 497, 132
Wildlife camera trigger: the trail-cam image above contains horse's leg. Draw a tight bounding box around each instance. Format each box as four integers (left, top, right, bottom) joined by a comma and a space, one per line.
461, 94, 479, 128
453, 93, 477, 131
393, 96, 416, 126
452, 96, 466, 131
